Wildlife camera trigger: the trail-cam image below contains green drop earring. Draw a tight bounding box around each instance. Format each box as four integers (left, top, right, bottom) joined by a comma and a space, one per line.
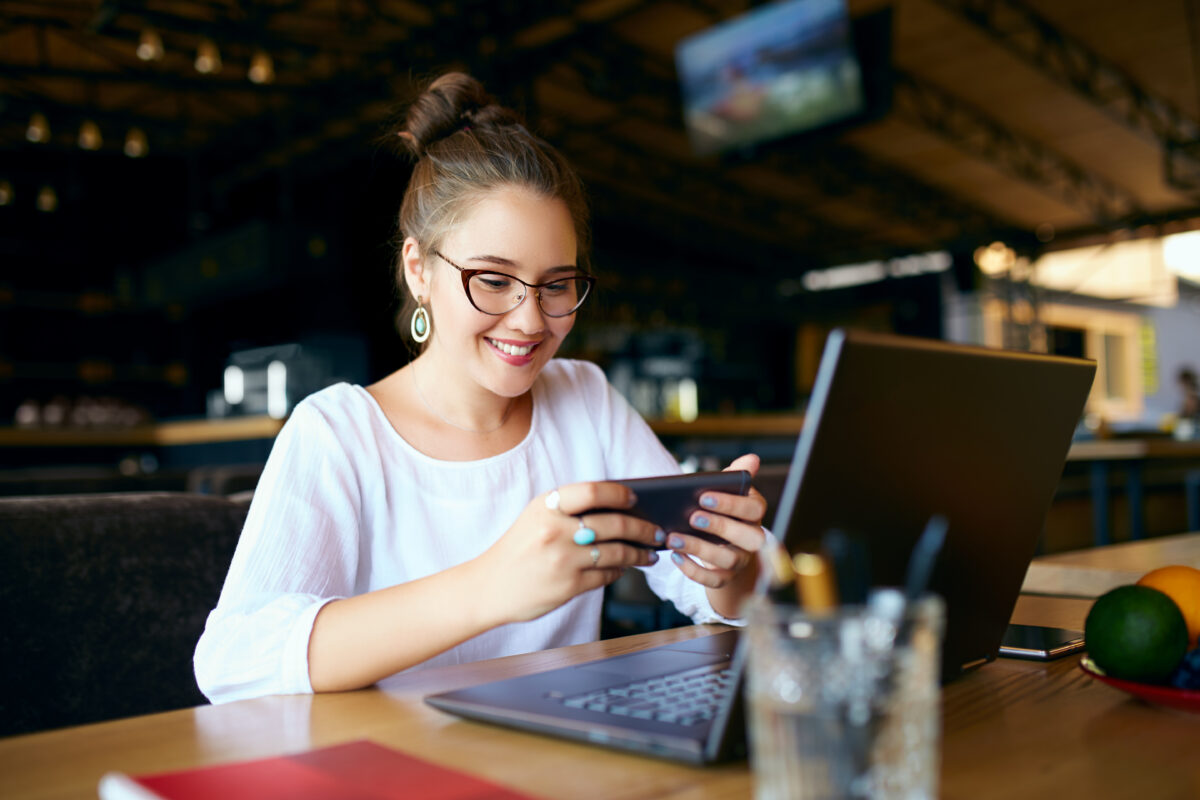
410, 296, 431, 343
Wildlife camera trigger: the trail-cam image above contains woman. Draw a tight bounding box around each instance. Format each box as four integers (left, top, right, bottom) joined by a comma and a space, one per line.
195, 73, 766, 703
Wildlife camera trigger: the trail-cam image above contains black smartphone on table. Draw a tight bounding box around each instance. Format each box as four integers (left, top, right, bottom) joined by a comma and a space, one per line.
998, 624, 1085, 660
592, 470, 753, 548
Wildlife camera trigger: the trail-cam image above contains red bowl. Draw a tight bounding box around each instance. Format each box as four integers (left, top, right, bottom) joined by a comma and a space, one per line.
1080, 656, 1200, 713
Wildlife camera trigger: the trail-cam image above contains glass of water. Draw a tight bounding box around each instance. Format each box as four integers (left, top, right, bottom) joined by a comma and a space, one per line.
743, 591, 944, 800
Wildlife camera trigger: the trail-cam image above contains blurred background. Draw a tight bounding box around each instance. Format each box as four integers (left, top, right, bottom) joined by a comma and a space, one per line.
2, 0, 1199, 549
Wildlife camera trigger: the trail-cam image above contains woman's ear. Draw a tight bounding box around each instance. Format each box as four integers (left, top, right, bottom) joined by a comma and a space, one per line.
401, 237, 429, 300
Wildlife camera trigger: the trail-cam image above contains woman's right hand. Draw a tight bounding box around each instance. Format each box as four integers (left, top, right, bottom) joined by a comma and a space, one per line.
476, 482, 666, 625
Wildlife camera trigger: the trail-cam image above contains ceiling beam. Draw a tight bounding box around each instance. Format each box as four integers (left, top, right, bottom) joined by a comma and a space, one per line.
931, 0, 1200, 185
761, 140, 1029, 249
536, 81, 896, 260
541, 34, 1016, 254
560, 127, 824, 253
0, 62, 374, 96
893, 69, 1143, 225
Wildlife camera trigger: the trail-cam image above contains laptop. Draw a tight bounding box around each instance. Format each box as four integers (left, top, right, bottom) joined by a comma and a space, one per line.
425, 329, 1096, 763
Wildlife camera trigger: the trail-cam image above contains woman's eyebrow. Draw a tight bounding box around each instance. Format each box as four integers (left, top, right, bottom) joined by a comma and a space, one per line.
466, 255, 579, 273
464, 254, 515, 266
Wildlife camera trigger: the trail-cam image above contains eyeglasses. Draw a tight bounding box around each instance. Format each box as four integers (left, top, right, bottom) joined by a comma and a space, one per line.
433, 250, 595, 318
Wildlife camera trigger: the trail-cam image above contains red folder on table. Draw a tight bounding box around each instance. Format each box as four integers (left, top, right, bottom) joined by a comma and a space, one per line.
98, 739, 539, 800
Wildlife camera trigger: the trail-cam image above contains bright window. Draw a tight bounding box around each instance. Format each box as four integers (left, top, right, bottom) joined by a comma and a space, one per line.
983, 300, 1144, 422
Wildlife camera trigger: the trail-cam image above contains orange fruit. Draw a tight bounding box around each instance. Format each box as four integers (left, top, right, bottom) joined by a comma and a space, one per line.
1137, 565, 1200, 646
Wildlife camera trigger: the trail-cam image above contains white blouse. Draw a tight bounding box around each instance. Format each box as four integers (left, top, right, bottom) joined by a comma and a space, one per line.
195, 359, 733, 703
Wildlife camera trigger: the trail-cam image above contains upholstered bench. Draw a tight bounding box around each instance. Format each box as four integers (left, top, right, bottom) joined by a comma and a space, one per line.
0, 492, 248, 736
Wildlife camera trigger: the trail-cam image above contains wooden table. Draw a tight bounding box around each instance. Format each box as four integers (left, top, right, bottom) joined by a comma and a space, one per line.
1024, 531, 1200, 597
6, 528, 1200, 800
1, 592, 1197, 800
1065, 438, 1200, 545
0, 416, 285, 448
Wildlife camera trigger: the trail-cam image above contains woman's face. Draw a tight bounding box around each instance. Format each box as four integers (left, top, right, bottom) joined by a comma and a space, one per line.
408, 186, 580, 400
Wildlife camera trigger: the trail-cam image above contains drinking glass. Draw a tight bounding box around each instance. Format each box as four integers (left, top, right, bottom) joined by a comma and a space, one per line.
743, 592, 944, 800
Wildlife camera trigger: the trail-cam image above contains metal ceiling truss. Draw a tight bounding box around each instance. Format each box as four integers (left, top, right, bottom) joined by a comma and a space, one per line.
540, 92, 890, 261
559, 125, 832, 256
3, 0, 1184, 262
932, 0, 1200, 186
894, 70, 1143, 225
763, 141, 1023, 249
548, 33, 1010, 258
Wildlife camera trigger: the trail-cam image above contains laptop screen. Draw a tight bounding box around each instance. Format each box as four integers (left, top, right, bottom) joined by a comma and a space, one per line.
765, 329, 1095, 678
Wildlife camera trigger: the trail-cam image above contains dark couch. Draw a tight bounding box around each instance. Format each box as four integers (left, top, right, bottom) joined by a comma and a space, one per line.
0, 492, 247, 737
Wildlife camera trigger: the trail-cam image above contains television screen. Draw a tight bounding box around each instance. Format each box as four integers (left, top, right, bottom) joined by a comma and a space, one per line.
675, 0, 866, 156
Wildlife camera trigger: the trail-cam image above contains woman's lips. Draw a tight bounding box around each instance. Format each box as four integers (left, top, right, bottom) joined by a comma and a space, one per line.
486, 337, 539, 364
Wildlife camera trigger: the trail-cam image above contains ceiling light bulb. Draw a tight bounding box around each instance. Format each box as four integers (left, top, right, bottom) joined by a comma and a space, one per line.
26, 112, 50, 143
0, 180, 12, 206
124, 127, 148, 158
36, 185, 58, 213
248, 50, 274, 84
136, 28, 163, 61
195, 39, 221, 74
78, 119, 102, 150
974, 240, 1016, 276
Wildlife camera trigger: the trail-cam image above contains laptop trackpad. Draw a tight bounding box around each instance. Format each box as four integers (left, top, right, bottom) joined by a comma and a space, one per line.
575, 649, 727, 683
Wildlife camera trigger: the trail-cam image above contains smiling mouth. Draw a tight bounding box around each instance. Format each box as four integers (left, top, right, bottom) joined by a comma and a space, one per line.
487, 338, 538, 357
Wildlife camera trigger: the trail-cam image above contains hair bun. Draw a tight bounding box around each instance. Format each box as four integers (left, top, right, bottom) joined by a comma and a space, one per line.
396, 72, 523, 158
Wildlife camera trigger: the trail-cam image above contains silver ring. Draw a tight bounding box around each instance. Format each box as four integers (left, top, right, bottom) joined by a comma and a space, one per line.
545, 490, 561, 511
590, 546, 601, 567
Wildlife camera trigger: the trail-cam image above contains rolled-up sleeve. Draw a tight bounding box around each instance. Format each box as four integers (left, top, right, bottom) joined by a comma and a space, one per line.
194, 402, 362, 704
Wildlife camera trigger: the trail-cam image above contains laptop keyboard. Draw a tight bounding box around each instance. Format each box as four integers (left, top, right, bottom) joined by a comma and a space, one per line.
560, 663, 734, 726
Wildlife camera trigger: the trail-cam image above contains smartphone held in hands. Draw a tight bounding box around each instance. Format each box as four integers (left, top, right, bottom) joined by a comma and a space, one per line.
597, 470, 753, 547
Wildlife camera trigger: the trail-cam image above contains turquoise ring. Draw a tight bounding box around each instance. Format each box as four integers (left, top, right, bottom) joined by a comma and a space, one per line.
573, 517, 597, 546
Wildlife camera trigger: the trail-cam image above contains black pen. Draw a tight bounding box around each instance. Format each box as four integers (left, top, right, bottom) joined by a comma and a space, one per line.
905, 514, 948, 603
822, 528, 870, 606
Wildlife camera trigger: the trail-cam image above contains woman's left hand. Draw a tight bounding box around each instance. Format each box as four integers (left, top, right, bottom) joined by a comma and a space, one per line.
665, 454, 767, 612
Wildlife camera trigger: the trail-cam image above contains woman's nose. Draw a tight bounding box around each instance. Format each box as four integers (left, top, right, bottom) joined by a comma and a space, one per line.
505, 289, 545, 332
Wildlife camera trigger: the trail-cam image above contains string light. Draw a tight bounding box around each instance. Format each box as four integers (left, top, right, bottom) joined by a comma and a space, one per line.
26, 112, 50, 143
0, 180, 12, 206
36, 185, 58, 213
194, 39, 221, 74
248, 50, 274, 84
124, 127, 148, 158
136, 28, 164, 61
78, 119, 102, 150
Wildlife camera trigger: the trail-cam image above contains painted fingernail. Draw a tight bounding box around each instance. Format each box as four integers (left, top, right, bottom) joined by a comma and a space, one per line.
671, 552, 685, 565
668, 535, 685, 549
627, 491, 638, 507
654, 529, 666, 544
647, 551, 659, 564
700, 495, 718, 509
693, 514, 711, 529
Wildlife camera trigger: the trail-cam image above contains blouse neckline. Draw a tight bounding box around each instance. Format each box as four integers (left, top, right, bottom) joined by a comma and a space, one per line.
350, 380, 542, 468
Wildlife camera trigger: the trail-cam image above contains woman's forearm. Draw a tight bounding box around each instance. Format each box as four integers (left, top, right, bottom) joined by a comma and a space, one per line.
307, 557, 501, 692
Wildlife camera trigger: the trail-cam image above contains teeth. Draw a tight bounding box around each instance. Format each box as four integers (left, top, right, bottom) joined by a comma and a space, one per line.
490, 339, 534, 356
